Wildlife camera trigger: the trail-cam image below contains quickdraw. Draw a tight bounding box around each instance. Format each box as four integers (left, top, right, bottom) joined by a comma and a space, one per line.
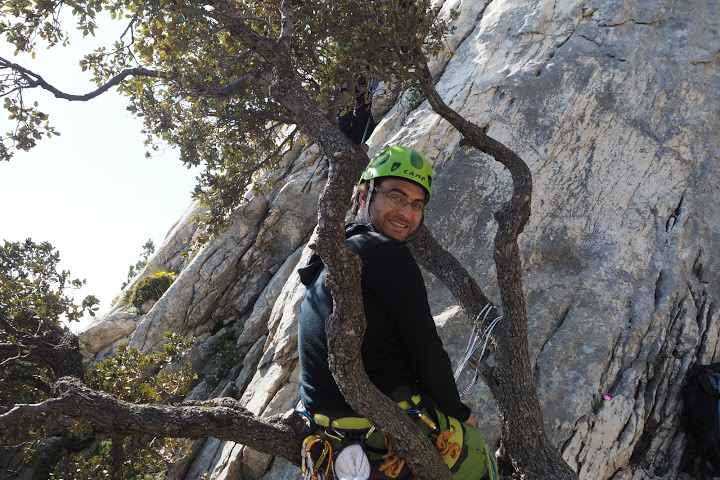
301, 434, 334, 480
454, 304, 503, 396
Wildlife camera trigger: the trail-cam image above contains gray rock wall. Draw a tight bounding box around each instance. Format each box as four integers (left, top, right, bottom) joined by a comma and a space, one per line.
80, 0, 720, 478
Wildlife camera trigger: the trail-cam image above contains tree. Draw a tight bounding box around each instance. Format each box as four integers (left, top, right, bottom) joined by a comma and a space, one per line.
0, 1, 577, 478
0, 239, 97, 475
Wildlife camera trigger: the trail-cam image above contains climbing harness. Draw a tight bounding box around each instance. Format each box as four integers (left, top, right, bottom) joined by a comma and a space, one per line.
453, 304, 503, 397
298, 386, 499, 480
299, 410, 373, 480
299, 393, 464, 480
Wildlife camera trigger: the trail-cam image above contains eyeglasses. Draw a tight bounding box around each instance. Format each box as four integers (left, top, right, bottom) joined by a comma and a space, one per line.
373, 188, 426, 212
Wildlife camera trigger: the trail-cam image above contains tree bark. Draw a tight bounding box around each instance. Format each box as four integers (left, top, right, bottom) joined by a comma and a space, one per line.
0, 330, 83, 379
0, 377, 309, 464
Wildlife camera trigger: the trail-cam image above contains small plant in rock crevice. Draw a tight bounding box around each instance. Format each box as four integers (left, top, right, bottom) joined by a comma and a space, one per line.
404, 88, 427, 112
123, 271, 177, 313
591, 393, 613, 414
206, 329, 240, 391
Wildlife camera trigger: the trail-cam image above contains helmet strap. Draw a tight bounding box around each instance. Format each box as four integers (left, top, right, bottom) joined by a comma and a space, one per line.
357, 178, 374, 226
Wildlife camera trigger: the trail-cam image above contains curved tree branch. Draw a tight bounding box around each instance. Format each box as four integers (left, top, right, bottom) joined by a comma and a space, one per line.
280, 0, 294, 41
0, 397, 63, 423
0, 57, 167, 102
406, 226, 494, 385
224, 20, 278, 59
0, 377, 309, 465
415, 61, 577, 479
0, 372, 51, 394
0, 331, 83, 378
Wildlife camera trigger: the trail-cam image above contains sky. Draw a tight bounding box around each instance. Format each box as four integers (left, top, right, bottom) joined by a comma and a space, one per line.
0, 15, 199, 331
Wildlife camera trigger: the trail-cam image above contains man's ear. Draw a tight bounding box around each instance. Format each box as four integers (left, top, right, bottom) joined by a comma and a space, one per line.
358, 190, 368, 209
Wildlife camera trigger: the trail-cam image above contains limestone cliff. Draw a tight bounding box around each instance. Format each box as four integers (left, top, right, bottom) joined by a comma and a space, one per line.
80, 0, 720, 478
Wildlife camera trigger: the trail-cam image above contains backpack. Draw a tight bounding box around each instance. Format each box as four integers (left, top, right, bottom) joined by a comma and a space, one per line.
681, 363, 720, 478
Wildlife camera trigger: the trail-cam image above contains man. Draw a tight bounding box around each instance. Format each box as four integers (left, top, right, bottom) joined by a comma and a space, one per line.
298, 146, 492, 479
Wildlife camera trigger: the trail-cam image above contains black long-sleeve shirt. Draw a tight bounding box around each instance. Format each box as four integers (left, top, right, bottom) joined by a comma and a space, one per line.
297, 223, 470, 421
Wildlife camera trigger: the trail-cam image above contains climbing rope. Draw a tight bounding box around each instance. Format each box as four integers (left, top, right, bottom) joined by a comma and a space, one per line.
483, 443, 500, 480
379, 414, 462, 478
435, 425, 461, 458
379, 437, 405, 478
453, 304, 503, 396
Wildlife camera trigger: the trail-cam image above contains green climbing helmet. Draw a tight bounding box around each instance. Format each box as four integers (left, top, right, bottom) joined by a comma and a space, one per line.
360, 146, 433, 203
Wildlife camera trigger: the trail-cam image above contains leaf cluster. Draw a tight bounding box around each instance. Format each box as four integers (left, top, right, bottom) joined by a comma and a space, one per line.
0, 238, 98, 334
1, 0, 106, 53
0, 240, 194, 477
86, 333, 196, 403
205, 329, 238, 391
6, 334, 197, 477
57, 334, 197, 478
0, 239, 97, 474
49, 435, 189, 479
121, 270, 176, 313
0, 96, 60, 160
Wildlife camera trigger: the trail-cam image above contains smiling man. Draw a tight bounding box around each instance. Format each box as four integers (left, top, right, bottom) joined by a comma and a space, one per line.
297, 146, 493, 479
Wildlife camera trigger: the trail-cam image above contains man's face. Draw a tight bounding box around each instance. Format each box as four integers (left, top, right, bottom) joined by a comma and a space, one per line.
363, 178, 426, 242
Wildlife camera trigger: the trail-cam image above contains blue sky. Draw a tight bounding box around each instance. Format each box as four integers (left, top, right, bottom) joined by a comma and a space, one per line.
0, 15, 199, 329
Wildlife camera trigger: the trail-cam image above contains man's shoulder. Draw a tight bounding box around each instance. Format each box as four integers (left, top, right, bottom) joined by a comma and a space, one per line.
346, 224, 406, 251
345, 224, 416, 268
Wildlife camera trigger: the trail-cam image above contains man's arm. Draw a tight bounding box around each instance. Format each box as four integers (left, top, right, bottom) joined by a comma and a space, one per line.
366, 239, 471, 421
464, 412, 477, 427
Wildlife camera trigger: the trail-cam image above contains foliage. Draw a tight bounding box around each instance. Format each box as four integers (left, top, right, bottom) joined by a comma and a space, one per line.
591, 393, 613, 414
49, 435, 187, 480
27, 334, 195, 478
404, 87, 427, 112
49, 438, 116, 480
44, 334, 199, 479
0, 238, 99, 333
86, 333, 196, 403
120, 238, 156, 292
0, 239, 95, 475
0, 98, 60, 160
0, 240, 193, 477
125, 270, 177, 313
205, 329, 239, 391
0, 0, 457, 240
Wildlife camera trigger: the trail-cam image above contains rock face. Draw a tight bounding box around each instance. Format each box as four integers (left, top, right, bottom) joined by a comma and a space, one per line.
80, 0, 720, 479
